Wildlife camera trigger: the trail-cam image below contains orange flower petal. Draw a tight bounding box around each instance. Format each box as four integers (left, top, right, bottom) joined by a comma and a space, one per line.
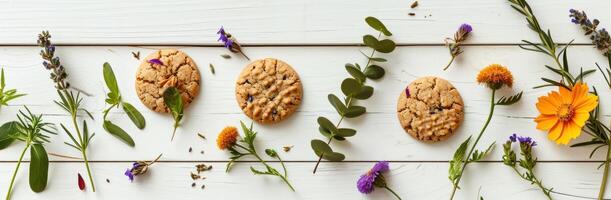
547, 91, 563, 107
535, 114, 558, 130
559, 86, 573, 104
571, 83, 588, 105
571, 112, 590, 127
547, 122, 564, 143
536, 97, 558, 115
574, 94, 598, 113
556, 122, 582, 145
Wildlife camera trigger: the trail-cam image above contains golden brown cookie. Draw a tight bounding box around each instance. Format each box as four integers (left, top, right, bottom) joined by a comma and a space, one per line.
235, 58, 302, 124
135, 49, 200, 113
397, 76, 464, 142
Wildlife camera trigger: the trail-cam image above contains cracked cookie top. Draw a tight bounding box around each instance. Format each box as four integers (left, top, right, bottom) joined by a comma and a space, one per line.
135, 49, 200, 113
397, 76, 464, 142
235, 58, 302, 124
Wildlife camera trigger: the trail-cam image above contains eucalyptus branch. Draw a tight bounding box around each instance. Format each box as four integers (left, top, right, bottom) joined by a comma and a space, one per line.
221, 121, 294, 191
2, 107, 56, 200
37, 31, 96, 192
310, 16, 396, 174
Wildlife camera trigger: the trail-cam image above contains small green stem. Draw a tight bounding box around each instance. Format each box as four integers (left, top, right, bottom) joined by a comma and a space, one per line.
385, 186, 402, 200
511, 166, 552, 200
170, 121, 179, 141
246, 146, 295, 191
449, 89, 496, 200
598, 145, 611, 200
443, 56, 456, 71
102, 103, 118, 120
82, 150, 95, 192
5, 144, 29, 200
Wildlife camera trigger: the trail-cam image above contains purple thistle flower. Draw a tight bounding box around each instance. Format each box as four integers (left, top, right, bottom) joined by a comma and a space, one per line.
458, 23, 473, 34
357, 161, 389, 194
147, 58, 163, 65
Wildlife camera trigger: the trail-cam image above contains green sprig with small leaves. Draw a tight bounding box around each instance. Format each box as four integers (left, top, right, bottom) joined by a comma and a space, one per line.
502, 134, 553, 200
507, 1, 611, 199
37, 30, 97, 192
224, 121, 294, 191
0, 68, 26, 110
102, 62, 146, 147
310, 16, 395, 174
1, 107, 56, 200
163, 87, 183, 141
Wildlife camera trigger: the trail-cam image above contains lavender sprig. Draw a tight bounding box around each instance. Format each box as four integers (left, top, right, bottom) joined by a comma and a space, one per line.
443, 23, 472, 70
217, 26, 250, 60
502, 134, 552, 200
38, 31, 69, 90
124, 154, 162, 182
569, 9, 611, 88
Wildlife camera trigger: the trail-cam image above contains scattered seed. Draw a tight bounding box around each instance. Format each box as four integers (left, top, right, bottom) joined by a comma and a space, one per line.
191, 182, 196, 187
189, 147, 193, 153
201, 185, 206, 189
196, 163, 213, 173
132, 51, 140, 60
106, 178, 110, 183
200, 150, 204, 154
408, 12, 416, 16
191, 172, 201, 180
197, 133, 207, 140
209, 63, 216, 75
221, 54, 231, 59
410, 1, 418, 8
282, 145, 294, 152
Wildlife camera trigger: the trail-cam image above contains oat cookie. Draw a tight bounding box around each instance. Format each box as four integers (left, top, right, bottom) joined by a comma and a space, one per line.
396, 76, 464, 142
235, 58, 302, 124
135, 49, 200, 113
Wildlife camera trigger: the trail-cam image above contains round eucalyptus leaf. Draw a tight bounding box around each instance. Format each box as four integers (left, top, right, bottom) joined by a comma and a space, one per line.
345, 64, 365, 82
344, 106, 366, 118
364, 65, 385, 79
353, 85, 374, 100
311, 139, 333, 156
363, 35, 379, 49
365, 16, 392, 36
341, 78, 362, 97
322, 151, 346, 161
328, 94, 347, 115
336, 128, 357, 137
317, 117, 337, 134
375, 39, 396, 53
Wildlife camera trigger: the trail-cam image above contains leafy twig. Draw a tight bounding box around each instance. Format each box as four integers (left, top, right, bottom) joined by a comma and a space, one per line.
502, 134, 553, 200
310, 16, 396, 174
0, 68, 26, 109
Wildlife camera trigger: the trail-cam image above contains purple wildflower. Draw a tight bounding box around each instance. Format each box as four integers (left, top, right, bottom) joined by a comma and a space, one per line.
147, 58, 163, 65
357, 161, 389, 194
458, 23, 473, 34
508, 134, 537, 147
217, 26, 233, 48
444, 23, 473, 70
124, 162, 138, 182
509, 133, 517, 142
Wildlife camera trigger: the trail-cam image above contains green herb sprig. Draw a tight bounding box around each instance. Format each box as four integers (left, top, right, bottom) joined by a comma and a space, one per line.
310, 16, 395, 174
163, 87, 183, 141
0, 68, 26, 110
2, 107, 56, 200
225, 121, 294, 191
569, 9, 611, 89
508, 1, 611, 199
102, 62, 146, 146
37, 31, 97, 192
502, 134, 553, 199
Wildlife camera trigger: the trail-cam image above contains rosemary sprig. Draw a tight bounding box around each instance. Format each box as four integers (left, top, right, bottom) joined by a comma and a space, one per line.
508, 1, 611, 200
223, 121, 294, 191
0, 68, 26, 110
502, 134, 553, 200
2, 107, 56, 200
310, 16, 395, 174
102, 62, 146, 146
37, 31, 97, 192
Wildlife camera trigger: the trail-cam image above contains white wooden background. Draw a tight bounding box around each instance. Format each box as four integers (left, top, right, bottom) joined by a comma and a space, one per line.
0, 0, 610, 199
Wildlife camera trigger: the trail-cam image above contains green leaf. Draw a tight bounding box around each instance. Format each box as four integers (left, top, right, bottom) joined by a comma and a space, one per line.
363, 35, 380, 49
375, 39, 396, 53
265, 149, 278, 158
341, 78, 362, 97
369, 57, 387, 62
328, 94, 347, 115
365, 16, 392, 36
353, 85, 373, 100
322, 151, 345, 161
345, 63, 365, 82
449, 136, 471, 182
122, 102, 146, 129
364, 65, 385, 79
469, 142, 495, 162
163, 87, 184, 121
336, 128, 356, 137
311, 139, 333, 154
0, 121, 19, 150
103, 120, 135, 147
103, 62, 120, 96
317, 117, 337, 134
344, 106, 366, 118
496, 91, 523, 106
29, 144, 49, 192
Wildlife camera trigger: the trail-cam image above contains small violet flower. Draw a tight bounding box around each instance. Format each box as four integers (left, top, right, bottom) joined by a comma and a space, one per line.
123, 154, 162, 182
444, 23, 473, 70
216, 26, 250, 60
147, 58, 163, 65
356, 161, 402, 199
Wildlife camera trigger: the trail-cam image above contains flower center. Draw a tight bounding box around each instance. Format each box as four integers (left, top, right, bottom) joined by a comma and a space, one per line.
556, 104, 574, 122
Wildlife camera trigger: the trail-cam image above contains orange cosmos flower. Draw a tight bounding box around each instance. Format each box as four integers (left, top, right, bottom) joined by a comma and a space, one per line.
476, 64, 514, 89
534, 83, 598, 145
216, 126, 239, 150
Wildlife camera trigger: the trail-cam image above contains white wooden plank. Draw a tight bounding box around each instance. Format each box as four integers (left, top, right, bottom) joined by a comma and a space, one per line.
0, 46, 608, 162
0, 0, 610, 44
0, 162, 607, 200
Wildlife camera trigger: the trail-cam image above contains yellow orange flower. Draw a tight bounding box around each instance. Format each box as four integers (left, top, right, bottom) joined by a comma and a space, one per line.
476, 64, 514, 89
216, 126, 239, 150
534, 83, 598, 145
